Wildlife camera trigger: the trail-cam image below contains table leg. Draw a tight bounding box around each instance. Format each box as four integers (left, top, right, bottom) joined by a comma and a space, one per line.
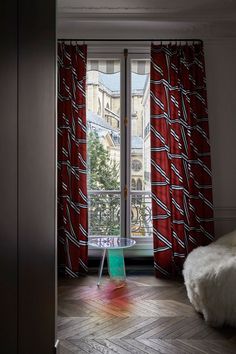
97, 248, 106, 287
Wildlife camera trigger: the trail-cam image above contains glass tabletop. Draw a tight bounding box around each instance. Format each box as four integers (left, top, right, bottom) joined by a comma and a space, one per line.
88, 237, 136, 249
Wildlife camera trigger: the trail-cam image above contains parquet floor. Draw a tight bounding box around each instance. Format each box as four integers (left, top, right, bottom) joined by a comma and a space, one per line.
58, 268, 236, 354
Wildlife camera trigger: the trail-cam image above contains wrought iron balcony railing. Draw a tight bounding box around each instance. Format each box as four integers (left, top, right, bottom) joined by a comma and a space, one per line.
88, 190, 153, 237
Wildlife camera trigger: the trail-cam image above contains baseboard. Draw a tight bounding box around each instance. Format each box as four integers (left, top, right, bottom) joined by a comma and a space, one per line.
88, 256, 154, 275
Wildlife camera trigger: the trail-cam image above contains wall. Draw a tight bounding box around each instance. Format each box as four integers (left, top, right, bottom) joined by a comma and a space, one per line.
58, 5, 236, 238
1, 1, 56, 353
0, 2, 17, 352
205, 40, 236, 236
18, 1, 56, 353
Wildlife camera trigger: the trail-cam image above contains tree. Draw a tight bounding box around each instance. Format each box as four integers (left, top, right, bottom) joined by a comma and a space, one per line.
87, 130, 120, 235
87, 131, 119, 190
87, 130, 152, 237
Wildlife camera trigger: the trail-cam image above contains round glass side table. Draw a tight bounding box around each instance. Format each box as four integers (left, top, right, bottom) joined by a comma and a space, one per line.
88, 237, 136, 286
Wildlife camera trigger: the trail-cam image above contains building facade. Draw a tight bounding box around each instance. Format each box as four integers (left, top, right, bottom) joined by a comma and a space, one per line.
86, 69, 144, 190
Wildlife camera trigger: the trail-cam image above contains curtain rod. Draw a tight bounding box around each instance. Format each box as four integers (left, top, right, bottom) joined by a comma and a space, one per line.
58, 38, 203, 44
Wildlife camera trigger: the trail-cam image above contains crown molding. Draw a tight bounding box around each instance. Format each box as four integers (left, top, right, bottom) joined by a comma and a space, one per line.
58, 19, 236, 39
57, 2, 236, 40
58, 0, 236, 22
58, 11, 236, 23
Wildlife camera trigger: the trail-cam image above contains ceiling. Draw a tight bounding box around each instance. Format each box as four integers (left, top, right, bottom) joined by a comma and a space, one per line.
58, 0, 236, 20
57, 0, 236, 39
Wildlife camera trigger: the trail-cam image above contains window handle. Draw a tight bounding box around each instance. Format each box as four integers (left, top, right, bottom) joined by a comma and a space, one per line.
124, 185, 128, 200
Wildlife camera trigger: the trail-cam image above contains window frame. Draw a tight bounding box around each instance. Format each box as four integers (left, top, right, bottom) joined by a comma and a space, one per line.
127, 53, 152, 246
87, 48, 153, 256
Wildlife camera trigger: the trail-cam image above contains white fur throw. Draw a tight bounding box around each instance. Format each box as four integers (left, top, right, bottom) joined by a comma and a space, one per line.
183, 229, 236, 327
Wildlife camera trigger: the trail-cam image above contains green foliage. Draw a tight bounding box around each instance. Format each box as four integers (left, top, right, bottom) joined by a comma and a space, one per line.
87, 131, 119, 190
87, 130, 151, 237
87, 130, 120, 235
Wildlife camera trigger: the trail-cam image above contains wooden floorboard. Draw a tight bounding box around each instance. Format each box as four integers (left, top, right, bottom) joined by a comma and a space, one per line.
58, 271, 236, 353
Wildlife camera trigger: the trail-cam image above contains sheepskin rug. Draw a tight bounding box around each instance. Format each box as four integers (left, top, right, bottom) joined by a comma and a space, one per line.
183, 229, 236, 327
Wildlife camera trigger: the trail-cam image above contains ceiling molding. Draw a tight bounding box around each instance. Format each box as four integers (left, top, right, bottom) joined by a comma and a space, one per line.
57, 1, 236, 38
58, 19, 236, 39
58, 0, 236, 22
58, 13, 236, 23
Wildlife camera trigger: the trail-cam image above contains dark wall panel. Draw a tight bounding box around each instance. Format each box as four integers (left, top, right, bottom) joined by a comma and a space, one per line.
18, 1, 56, 353
0, 2, 18, 353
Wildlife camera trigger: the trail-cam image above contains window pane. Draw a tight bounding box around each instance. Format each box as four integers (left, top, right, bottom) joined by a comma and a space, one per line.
87, 60, 121, 238
88, 193, 120, 236
130, 60, 150, 192
130, 60, 152, 237
87, 60, 121, 191
131, 194, 153, 237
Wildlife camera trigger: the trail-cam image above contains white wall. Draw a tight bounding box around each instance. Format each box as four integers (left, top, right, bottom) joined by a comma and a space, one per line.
205, 40, 236, 236
58, 15, 236, 238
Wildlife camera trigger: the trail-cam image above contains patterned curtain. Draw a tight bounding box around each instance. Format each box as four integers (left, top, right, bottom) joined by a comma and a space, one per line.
150, 43, 214, 278
58, 43, 88, 277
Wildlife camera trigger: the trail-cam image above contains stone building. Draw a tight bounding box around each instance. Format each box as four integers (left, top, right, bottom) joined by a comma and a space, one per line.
142, 75, 151, 191
86, 69, 144, 190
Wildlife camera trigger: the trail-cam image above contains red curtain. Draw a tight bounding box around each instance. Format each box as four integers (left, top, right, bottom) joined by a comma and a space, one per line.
58, 43, 88, 276
150, 43, 214, 278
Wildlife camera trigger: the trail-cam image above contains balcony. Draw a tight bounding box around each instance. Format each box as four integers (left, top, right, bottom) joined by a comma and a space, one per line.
88, 190, 153, 237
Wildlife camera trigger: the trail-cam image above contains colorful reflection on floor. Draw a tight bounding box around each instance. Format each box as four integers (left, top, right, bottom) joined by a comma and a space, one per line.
95, 279, 132, 317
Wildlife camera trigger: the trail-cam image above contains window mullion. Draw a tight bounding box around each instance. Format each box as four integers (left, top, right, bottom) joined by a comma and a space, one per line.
120, 51, 126, 237
125, 51, 131, 238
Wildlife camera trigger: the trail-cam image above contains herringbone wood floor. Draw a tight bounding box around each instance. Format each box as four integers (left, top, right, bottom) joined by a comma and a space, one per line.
58, 268, 236, 354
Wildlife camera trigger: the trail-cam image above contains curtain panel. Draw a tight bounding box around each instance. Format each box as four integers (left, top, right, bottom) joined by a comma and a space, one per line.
150, 43, 214, 278
58, 43, 88, 277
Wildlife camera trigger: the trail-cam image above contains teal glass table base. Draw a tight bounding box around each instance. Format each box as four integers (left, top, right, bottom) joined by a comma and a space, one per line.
88, 237, 136, 286
107, 248, 126, 281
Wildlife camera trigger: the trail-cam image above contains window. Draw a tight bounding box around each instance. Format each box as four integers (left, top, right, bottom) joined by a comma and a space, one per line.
97, 98, 101, 116
87, 59, 121, 237
132, 159, 142, 172
137, 178, 142, 190
131, 178, 136, 190
86, 51, 152, 245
